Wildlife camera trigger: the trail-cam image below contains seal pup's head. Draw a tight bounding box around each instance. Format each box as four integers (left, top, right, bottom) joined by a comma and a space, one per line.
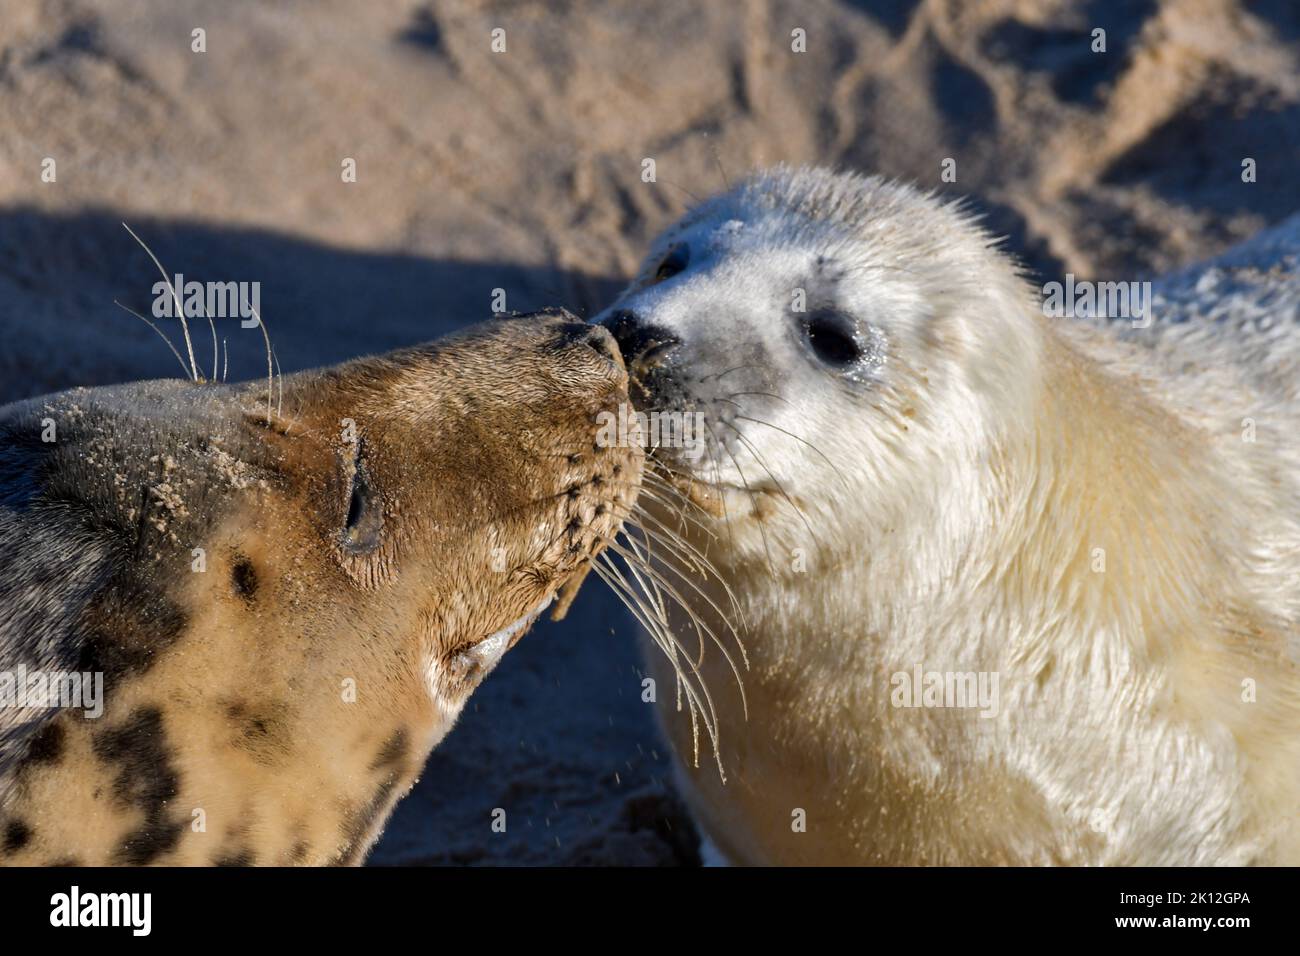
0, 310, 641, 865
596, 166, 1041, 573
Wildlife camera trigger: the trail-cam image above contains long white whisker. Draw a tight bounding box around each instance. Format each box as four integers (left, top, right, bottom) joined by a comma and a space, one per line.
721, 418, 822, 551
604, 536, 748, 715
590, 557, 711, 772
122, 223, 198, 382
630, 508, 750, 638
735, 413, 851, 491
112, 300, 191, 380
593, 553, 726, 780
247, 304, 277, 424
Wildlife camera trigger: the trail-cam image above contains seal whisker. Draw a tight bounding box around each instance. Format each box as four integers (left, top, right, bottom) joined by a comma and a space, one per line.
246, 303, 278, 425
700, 426, 739, 553
708, 140, 730, 190
592, 554, 725, 779
713, 423, 779, 578
713, 401, 823, 541
624, 503, 717, 581
631, 506, 749, 635
121, 222, 200, 382
604, 533, 732, 665
603, 533, 748, 714
637, 478, 719, 541
734, 414, 851, 491
720, 418, 823, 553
609, 527, 673, 650
642, 450, 741, 548
659, 176, 702, 206
112, 299, 192, 380
607, 501, 750, 647
724, 390, 792, 406
591, 552, 684, 695
619, 523, 663, 596
641, 468, 709, 513
617, 525, 739, 728
274, 346, 284, 417
607, 469, 718, 540
590, 559, 702, 742
609, 490, 745, 633
699, 363, 762, 384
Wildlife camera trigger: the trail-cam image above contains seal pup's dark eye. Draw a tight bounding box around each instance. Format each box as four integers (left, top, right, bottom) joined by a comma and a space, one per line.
652, 244, 689, 283
802, 309, 863, 368
342, 448, 383, 554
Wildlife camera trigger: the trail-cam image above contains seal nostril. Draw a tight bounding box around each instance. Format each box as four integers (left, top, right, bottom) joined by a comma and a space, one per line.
600, 310, 680, 367
582, 325, 620, 365
602, 309, 639, 345
556, 323, 622, 367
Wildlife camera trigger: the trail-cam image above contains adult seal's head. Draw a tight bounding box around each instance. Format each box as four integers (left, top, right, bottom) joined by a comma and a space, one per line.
0, 310, 642, 866
597, 166, 1300, 865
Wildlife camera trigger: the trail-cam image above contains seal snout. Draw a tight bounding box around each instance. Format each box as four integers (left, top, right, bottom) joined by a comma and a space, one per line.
527, 312, 630, 400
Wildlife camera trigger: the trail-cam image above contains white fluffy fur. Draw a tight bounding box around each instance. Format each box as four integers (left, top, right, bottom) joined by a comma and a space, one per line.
598, 167, 1300, 865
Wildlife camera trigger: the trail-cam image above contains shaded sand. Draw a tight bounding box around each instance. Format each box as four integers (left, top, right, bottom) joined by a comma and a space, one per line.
0, 0, 1296, 864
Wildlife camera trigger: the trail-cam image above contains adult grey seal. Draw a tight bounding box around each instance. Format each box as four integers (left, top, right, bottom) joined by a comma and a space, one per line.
0, 310, 642, 866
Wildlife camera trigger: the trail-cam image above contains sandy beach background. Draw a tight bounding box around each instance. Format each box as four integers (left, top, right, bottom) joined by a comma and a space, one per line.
1, 0, 1296, 864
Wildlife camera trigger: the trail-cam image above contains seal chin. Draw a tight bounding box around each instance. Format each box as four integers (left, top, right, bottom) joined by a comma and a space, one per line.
462, 593, 555, 672
431, 593, 557, 712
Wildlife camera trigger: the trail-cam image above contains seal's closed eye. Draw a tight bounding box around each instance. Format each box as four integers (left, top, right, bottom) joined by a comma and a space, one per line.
342, 448, 383, 555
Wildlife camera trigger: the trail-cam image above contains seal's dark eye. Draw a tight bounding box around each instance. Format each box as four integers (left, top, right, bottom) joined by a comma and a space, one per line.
652, 244, 689, 283
802, 310, 862, 368
342, 450, 383, 554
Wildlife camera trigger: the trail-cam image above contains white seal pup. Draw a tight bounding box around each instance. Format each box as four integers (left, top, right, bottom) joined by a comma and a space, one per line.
596, 166, 1300, 865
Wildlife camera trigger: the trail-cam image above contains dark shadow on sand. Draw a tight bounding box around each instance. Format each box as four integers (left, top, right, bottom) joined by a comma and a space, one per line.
0, 207, 623, 402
